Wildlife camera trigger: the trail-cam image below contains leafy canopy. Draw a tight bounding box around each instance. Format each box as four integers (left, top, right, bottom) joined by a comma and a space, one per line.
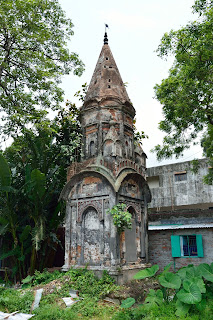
0, 0, 84, 137
153, 0, 213, 182
0, 103, 82, 278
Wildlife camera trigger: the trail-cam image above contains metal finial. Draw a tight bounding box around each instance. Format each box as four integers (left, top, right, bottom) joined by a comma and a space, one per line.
104, 32, 108, 45
104, 24, 109, 44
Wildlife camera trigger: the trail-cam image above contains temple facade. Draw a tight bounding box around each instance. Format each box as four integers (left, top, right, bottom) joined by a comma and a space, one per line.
61, 33, 151, 282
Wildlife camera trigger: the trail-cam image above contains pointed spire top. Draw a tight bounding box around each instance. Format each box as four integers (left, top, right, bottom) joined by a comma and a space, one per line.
83, 27, 134, 114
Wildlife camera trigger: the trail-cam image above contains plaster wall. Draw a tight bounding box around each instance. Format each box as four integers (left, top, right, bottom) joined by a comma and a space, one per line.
147, 159, 213, 209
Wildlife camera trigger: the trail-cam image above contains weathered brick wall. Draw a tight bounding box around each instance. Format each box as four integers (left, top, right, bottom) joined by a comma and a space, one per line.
148, 228, 213, 271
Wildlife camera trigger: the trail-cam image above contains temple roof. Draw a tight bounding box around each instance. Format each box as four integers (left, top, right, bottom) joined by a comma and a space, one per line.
83, 33, 132, 107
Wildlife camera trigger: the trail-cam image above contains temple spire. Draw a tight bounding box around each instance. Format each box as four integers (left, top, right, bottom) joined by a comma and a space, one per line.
83, 30, 133, 109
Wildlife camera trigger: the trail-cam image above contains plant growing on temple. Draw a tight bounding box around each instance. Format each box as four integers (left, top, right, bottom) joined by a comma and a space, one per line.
107, 203, 132, 234
153, 0, 213, 183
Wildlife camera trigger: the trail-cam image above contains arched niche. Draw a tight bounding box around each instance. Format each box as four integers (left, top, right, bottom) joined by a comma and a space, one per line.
125, 140, 129, 157
135, 153, 142, 165
103, 139, 113, 156
82, 207, 101, 265
125, 206, 137, 262
115, 140, 122, 157
89, 141, 95, 157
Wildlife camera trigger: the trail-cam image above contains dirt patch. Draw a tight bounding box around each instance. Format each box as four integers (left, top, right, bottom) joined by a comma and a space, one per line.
32, 276, 71, 295
108, 278, 160, 304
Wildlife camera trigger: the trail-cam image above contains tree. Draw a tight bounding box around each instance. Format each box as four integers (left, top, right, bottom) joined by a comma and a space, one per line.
153, 0, 213, 182
0, 0, 84, 137
0, 104, 82, 278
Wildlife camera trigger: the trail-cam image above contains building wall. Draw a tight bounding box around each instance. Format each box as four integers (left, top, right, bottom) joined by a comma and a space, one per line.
148, 228, 213, 271
147, 159, 213, 210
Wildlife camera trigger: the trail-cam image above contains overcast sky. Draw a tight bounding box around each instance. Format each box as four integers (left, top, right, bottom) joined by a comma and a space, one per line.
58, 0, 203, 167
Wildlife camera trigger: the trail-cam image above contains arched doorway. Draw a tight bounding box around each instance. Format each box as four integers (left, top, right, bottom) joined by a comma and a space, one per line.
82, 207, 101, 265
125, 206, 137, 262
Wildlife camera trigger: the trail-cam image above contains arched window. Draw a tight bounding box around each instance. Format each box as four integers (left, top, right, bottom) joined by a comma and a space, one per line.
125, 206, 137, 262
115, 141, 122, 157
125, 141, 129, 157
82, 207, 101, 265
103, 140, 113, 156
89, 141, 95, 157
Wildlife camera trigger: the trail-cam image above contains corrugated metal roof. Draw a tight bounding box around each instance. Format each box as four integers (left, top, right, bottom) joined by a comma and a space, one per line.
148, 223, 213, 230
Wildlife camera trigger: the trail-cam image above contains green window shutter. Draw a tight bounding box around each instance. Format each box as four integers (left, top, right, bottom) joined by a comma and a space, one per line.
171, 235, 181, 257
196, 235, 204, 258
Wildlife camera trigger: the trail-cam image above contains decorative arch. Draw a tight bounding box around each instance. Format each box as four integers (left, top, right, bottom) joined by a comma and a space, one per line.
127, 206, 136, 217
77, 201, 103, 222
122, 200, 141, 222
124, 205, 137, 263
82, 207, 102, 264
60, 170, 116, 201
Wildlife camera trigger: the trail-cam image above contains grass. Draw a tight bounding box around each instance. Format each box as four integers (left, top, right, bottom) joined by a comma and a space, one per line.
0, 268, 213, 319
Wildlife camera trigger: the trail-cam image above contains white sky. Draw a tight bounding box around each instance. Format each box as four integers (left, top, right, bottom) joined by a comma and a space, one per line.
58, 0, 203, 167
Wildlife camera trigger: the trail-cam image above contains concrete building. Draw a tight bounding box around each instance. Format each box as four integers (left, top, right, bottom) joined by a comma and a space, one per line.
61, 33, 151, 282
147, 159, 213, 270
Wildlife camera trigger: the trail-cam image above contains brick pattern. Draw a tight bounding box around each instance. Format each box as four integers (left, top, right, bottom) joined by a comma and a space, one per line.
149, 228, 213, 271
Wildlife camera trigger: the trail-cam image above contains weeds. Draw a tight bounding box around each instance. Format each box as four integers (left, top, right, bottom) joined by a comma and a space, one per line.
1, 264, 213, 319
0, 287, 34, 313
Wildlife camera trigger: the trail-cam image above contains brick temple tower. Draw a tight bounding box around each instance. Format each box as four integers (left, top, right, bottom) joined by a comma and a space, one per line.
61, 33, 151, 282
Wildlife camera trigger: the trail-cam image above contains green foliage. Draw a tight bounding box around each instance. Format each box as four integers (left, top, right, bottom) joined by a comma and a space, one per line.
120, 297, 136, 309
0, 0, 84, 137
159, 272, 181, 289
74, 82, 88, 102
66, 269, 117, 298
190, 159, 201, 174
133, 130, 149, 146
131, 262, 213, 317
133, 264, 159, 280
153, 2, 213, 183
144, 289, 163, 307
107, 203, 132, 234
32, 268, 117, 319
198, 262, 213, 282
0, 152, 11, 190
0, 103, 82, 279
33, 304, 68, 320
0, 288, 34, 313
177, 281, 202, 304
175, 299, 191, 317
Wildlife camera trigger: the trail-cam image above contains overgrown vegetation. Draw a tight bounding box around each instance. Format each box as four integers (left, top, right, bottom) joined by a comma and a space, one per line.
114, 262, 213, 319
0, 268, 118, 319
0, 263, 213, 319
0, 102, 82, 280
